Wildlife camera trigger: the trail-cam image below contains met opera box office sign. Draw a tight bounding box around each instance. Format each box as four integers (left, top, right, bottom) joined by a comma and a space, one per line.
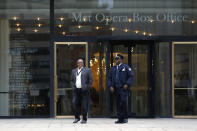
0, 0, 197, 118
71, 12, 188, 25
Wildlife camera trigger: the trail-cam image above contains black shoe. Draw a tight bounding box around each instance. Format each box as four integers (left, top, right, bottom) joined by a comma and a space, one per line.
73, 119, 80, 123
123, 119, 128, 123
81, 120, 87, 124
115, 120, 124, 124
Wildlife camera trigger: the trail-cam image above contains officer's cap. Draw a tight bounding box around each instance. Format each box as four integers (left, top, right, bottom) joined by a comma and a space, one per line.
115, 54, 124, 60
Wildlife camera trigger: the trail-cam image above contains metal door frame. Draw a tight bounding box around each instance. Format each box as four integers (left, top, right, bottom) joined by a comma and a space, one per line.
172, 41, 197, 118
54, 42, 88, 118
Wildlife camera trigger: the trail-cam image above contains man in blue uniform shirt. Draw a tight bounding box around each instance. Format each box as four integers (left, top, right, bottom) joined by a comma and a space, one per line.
107, 54, 134, 124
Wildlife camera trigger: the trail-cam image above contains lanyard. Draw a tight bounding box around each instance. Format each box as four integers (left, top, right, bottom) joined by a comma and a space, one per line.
76, 69, 82, 76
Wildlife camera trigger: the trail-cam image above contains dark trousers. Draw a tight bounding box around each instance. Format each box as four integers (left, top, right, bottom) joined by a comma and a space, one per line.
115, 88, 128, 121
72, 88, 89, 121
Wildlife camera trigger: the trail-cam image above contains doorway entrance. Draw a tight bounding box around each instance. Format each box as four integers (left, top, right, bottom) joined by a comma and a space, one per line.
109, 40, 154, 117
54, 42, 88, 118
53, 40, 154, 118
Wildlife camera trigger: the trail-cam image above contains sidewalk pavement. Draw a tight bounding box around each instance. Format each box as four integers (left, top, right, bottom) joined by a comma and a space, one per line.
0, 118, 197, 131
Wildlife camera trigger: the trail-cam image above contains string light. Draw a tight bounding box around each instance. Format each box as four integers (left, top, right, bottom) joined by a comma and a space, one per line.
142, 32, 146, 35
128, 18, 132, 22
135, 30, 139, 34
191, 20, 195, 24
33, 29, 39, 32
59, 17, 64, 21
149, 19, 154, 23
111, 27, 115, 31
13, 16, 17, 20
83, 18, 87, 22
171, 20, 175, 23
37, 23, 42, 27
37, 17, 40, 21
77, 25, 82, 29
58, 24, 63, 28
16, 28, 22, 32
62, 32, 66, 35
124, 28, 128, 32
106, 18, 110, 22
149, 33, 152, 36
16, 23, 20, 27
95, 26, 100, 30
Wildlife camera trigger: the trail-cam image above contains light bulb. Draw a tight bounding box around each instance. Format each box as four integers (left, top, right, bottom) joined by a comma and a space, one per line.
33, 29, 39, 32
124, 28, 128, 32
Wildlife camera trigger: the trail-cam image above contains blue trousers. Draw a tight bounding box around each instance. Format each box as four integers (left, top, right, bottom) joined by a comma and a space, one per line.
115, 88, 128, 121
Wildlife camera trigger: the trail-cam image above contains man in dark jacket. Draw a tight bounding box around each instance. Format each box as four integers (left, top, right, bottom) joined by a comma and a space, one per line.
71, 58, 93, 124
107, 54, 134, 124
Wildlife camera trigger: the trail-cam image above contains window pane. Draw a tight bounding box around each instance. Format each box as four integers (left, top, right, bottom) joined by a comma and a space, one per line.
0, 0, 50, 116
174, 44, 197, 115
155, 42, 171, 117
89, 42, 107, 116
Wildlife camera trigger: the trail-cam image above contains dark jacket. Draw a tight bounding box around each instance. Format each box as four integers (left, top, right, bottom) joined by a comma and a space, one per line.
107, 63, 134, 88
70, 67, 93, 91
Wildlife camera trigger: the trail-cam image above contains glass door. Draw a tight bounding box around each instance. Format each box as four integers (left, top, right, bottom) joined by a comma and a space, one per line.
172, 42, 197, 118
54, 42, 88, 118
110, 41, 153, 117
130, 44, 152, 117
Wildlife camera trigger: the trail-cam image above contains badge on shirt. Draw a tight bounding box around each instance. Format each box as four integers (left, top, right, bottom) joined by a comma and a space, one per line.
122, 67, 126, 71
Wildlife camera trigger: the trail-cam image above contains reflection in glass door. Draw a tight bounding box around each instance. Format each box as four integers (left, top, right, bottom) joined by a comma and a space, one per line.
110, 41, 153, 117
130, 44, 151, 117
172, 42, 197, 118
89, 42, 107, 117
54, 42, 88, 118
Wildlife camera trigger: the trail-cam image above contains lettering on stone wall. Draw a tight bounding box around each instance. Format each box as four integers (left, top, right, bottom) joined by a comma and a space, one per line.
71, 12, 188, 25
